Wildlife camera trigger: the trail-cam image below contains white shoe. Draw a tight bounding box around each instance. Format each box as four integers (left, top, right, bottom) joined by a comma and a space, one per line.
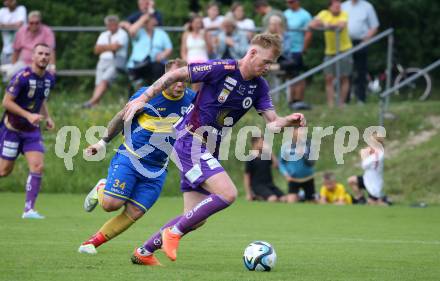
22, 209, 45, 219
78, 244, 98, 255
84, 179, 106, 212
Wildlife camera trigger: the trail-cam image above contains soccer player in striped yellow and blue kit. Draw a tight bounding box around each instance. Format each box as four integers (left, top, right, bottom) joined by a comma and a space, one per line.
78, 59, 195, 264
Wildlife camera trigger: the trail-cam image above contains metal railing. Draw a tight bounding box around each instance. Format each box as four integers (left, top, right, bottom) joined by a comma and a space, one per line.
269, 28, 395, 105
378, 58, 440, 126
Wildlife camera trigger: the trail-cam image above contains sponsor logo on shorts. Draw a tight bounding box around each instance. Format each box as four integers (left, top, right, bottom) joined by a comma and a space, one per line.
192, 65, 212, 72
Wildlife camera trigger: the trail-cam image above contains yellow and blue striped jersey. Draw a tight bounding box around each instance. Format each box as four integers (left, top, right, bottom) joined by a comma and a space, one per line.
119, 86, 196, 167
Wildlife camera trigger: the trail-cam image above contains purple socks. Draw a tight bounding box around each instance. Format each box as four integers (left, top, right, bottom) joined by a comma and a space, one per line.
24, 172, 42, 212
143, 215, 183, 253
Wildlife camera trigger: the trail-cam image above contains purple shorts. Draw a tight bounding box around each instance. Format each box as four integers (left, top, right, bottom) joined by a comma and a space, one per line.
174, 132, 224, 195
0, 124, 44, 161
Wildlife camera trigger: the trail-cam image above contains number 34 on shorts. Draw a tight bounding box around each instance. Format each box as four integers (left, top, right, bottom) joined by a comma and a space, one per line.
112, 179, 126, 189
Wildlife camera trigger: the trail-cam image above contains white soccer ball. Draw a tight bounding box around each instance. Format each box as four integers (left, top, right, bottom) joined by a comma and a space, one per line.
243, 241, 277, 271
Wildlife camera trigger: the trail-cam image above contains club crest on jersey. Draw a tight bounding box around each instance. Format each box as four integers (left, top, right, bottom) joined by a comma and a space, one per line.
218, 89, 230, 103
242, 97, 253, 109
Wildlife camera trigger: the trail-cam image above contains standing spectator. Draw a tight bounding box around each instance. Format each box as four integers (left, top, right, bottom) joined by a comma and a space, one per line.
203, 1, 224, 33
0, 0, 26, 66
214, 18, 248, 60
180, 15, 211, 63
348, 133, 390, 206
126, 16, 172, 87
83, 15, 129, 108
342, 0, 379, 104
283, 0, 313, 110
279, 128, 316, 203
244, 137, 286, 202
120, 0, 163, 30
0, 43, 55, 219
254, 0, 286, 32
309, 0, 352, 108
320, 172, 352, 205
228, 2, 255, 40
10, 11, 55, 78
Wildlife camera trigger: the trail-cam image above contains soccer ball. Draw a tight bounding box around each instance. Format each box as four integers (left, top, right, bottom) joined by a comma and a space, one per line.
243, 241, 277, 271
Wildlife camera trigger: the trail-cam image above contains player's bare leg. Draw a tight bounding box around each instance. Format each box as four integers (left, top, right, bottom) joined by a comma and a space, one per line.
162, 172, 236, 261
22, 151, 45, 219
84, 80, 109, 108
0, 158, 14, 177
325, 74, 335, 108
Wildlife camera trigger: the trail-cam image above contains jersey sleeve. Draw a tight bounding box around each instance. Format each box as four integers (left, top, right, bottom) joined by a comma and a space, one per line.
254, 79, 274, 113
188, 60, 237, 84
6, 71, 26, 98
129, 86, 148, 101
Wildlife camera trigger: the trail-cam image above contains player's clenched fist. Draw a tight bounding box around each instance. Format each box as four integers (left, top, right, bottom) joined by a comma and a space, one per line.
123, 99, 145, 121
286, 113, 306, 127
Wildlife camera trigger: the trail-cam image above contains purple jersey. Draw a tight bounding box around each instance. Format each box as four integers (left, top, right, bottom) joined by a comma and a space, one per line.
175, 60, 274, 138
2, 67, 55, 131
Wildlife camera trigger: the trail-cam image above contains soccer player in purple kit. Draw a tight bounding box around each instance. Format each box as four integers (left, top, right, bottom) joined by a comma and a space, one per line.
124, 34, 306, 264
0, 43, 55, 219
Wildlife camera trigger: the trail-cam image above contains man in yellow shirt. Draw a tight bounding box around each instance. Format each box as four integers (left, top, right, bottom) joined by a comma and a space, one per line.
309, 0, 353, 108
320, 172, 352, 205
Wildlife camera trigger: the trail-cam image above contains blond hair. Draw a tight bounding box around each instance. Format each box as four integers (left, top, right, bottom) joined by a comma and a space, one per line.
250, 33, 282, 58
165, 58, 187, 72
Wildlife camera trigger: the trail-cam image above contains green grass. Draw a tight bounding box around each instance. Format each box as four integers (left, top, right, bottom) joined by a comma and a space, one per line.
0, 193, 439, 281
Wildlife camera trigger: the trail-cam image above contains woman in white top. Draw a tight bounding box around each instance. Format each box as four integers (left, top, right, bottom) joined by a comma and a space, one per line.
348, 133, 389, 205
180, 15, 211, 63
229, 2, 255, 40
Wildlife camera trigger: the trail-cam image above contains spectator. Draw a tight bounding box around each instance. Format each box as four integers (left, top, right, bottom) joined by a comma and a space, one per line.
120, 0, 163, 30
319, 172, 352, 205
348, 133, 390, 206
126, 16, 172, 87
0, 0, 26, 66
283, 0, 313, 110
279, 128, 316, 203
214, 18, 248, 60
202, 1, 224, 33
228, 2, 255, 40
180, 15, 211, 63
309, 0, 353, 108
254, 0, 286, 33
83, 15, 129, 108
244, 137, 286, 202
10, 11, 55, 77
342, 0, 379, 104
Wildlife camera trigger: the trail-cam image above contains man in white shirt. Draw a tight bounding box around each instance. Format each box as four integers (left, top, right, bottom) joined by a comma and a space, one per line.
83, 15, 129, 108
342, 0, 379, 103
0, 0, 26, 65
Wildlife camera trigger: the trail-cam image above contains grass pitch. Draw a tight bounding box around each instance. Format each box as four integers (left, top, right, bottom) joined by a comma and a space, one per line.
0, 193, 439, 281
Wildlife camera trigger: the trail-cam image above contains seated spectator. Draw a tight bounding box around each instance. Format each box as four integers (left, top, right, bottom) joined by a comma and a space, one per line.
83, 15, 129, 108
228, 2, 255, 40
120, 0, 163, 30
320, 172, 352, 205
244, 137, 286, 203
214, 18, 248, 60
279, 128, 316, 203
9, 10, 55, 79
283, 0, 313, 110
348, 132, 390, 206
0, 0, 26, 66
126, 16, 172, 87
309, 0, 353, 108
254, 0, 286, 33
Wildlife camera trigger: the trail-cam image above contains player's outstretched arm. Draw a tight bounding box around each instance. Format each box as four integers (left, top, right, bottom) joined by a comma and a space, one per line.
261, 110, 306, 132
85, 110, 124, 156
123, 66, 190, 121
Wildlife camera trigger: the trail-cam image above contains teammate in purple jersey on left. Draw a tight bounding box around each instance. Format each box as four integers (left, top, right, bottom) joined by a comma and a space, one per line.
0, 43, 55, 219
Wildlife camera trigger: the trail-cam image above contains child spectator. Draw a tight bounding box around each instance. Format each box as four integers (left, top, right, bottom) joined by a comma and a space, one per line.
279, 128, 316, 203
320, 172, 352, 205
348, 133, 390, 205
244, 137, 286, 202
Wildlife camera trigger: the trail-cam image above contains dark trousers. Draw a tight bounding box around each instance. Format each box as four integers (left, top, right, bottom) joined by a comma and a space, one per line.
349, 40, 368, 103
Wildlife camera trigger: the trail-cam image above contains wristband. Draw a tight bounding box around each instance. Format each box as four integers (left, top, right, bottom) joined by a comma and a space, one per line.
98, 139, 108, 147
